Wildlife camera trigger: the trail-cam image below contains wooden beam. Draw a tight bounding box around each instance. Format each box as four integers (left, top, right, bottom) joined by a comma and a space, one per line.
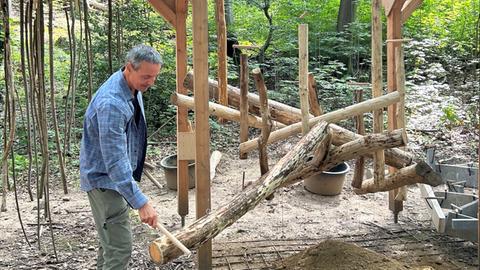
239, 54, 249, 159
381, 0, 394, 16
386, 0, 406, 217
239, 91, 401, 155
372, 0, 385, 186
298, 24, 310, 134
192, 0, 211, 267
351, 90, 365, 189
401, 0, 423, 24
215, 0, 228, 119
147, 0, 176, 28
253, 68, 272, 175
175, 0, 189, 226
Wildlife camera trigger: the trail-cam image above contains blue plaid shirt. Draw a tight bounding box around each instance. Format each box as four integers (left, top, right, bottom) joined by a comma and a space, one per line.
80, 69, 148, 209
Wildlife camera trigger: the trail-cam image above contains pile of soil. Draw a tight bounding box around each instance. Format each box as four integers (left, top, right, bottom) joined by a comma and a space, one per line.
271, 240, 411, 270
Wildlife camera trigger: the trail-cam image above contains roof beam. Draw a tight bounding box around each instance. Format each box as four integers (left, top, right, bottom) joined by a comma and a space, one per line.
381, 0, 395, 16
147, 0, 176, 28
401, 0, 423, 24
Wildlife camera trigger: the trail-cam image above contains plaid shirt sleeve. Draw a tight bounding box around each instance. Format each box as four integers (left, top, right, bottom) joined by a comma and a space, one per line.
96, 101, 148, 209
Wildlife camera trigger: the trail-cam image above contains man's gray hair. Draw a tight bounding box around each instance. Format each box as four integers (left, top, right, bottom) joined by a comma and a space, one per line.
126, 44, 163, 70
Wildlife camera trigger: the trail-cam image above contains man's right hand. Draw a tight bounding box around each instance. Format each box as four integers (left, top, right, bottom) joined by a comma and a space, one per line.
139, 201, 158, 228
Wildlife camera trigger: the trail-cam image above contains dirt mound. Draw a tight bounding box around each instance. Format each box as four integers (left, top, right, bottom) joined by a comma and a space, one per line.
270, 240, 410, 270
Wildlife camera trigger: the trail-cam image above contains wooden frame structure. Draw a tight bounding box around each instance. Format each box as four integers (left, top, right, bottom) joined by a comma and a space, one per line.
146, 0, 427, 267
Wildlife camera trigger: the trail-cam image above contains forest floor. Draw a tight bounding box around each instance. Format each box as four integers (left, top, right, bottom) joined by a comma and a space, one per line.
0, 71, 478, 269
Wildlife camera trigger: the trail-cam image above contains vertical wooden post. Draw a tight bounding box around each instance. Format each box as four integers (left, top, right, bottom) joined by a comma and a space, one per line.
215, 0, 228, 121
252, 68, 271, 175
298, 24, 310, 134
239, 53, 249, 160
175, 0, 189, 227
372, 0, 385, 186
351, 89, 365, 188
386, 0, 406, 220
192, 0, 212, 268
308, 73, 323, 116
394, 45, 408, 201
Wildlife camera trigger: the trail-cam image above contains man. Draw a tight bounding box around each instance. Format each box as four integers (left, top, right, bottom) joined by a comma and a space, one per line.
80, 44, 162, 269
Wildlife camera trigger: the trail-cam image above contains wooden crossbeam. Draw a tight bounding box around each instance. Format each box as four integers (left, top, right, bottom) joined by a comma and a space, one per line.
147, 0, 176, 28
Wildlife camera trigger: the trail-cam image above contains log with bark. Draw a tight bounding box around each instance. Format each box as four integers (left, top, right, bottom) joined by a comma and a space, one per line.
149, 121, 332, 264
184, 71, 312, 125
354, 161, 444, 194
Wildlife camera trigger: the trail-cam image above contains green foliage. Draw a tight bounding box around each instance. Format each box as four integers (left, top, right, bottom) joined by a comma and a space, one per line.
440, 105, 463, 129
8, 153, 28, 176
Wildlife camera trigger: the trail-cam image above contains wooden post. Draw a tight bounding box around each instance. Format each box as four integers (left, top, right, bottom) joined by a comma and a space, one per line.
395, 45, 408, 201
351, 89, 365, 188
372, 0, 385, 186
298, 24, 310, 134
252, 68, 272, 175
308, 73, 323, 116
239, 54, 249, 159
386, 0, 406, 221
192, 0, 211, 268
175, 0, 189, 228
214, 0, 228, 121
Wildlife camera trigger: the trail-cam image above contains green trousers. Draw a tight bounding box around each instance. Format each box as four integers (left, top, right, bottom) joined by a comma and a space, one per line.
88, 188, 132, 270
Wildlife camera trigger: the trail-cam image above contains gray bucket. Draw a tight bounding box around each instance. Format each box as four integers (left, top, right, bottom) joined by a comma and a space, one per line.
160, 154, 195, 190
304, 162, 350, 195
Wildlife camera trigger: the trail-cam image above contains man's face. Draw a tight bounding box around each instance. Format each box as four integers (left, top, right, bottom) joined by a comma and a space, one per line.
126, 61, 161, 92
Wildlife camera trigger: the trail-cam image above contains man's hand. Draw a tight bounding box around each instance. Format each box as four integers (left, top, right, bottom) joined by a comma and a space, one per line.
138, 201, 158, 228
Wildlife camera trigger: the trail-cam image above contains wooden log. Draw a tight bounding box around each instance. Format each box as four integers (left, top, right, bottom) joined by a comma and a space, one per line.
308, 73, 323, 116
281, 128, 406, 187
298, 24, 310, 134
184, 72, 310, 125
329, 124, 413, 169
354, 161, 443, 194
372, 0, 385, 186
214, 0, 228, 116
239, 91, 401, 155
149, 122, 331, 264
352, 89, 365, 188
253, 68, 272, 175
170, 93, 285, 129
239, 54, 249, 159
143, 170, 163, 190
395, 46, 408, 201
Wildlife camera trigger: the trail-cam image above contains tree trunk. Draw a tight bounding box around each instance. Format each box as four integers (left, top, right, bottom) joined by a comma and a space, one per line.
184, 72, 309, 125
337, 0, 357, 32
149, 122, 331, 264
355, 161, 443, 194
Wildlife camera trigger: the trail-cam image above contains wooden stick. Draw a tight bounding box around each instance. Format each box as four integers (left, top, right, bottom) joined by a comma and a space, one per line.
153, 223, 192, 257
214, 0, 228, 120
239, 91, 401, 155
143, 170, 163, 190
372, 0, 385, 186
171, 93, 285, 129
351, 89, 365, 188
149, 122, 331, 264
253, 68, 272, 175
308, 73, 323, 116
298, 24, 310, 134
239, 54, 249, 159
354, 161, 443, 194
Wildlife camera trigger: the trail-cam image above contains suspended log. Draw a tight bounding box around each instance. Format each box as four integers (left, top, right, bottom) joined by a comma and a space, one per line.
354, 161, 443, 194
184, 72, 311, 125
308, 73, 323, 116
239, 91, 401, 155
149, 121, 331, 264
170, 93, 285, 129
352, 89, 365, 188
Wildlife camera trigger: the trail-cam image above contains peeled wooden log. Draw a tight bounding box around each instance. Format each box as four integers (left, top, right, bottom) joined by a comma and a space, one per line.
171, 93, 285, 129
184, 71, 310, 125
149, 121, 331, 264
329, 124, 413, 169
354, 161, 444, 194
240, 91, 401, 155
